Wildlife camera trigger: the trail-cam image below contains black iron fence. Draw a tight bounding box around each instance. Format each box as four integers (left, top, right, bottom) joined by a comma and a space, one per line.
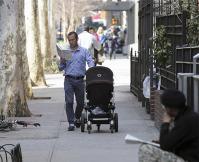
176, 46, 199, 73
156, 12, 187, 89
131, 0, 199, 112
176, 46, 199, 108
130, 0, 153, 111
130, 51, 141, 99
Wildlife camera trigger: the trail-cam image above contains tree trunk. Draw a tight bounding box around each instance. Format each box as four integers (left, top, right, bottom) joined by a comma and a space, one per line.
19, 0, 34, 99
62, 1, 68, 42
67, 0, 75, 33
38, 0, 52, 69
25, 0, 47, 86
0, 0, 31, 117
48, 0, 58, 58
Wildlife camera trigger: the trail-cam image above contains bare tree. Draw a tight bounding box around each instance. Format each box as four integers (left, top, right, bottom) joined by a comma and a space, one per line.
55, 0, 101, 38
0, 0, 31, 117
25, 0, 47, 86
38, 0, 52, 69
48, 0, 58, 58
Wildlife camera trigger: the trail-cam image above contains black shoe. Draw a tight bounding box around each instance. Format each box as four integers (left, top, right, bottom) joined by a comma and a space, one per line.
68, 125, 75, 131
74, 119, 81, 128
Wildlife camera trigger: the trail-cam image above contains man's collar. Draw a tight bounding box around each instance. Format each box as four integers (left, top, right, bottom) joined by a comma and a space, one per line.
69, 46, 81, 52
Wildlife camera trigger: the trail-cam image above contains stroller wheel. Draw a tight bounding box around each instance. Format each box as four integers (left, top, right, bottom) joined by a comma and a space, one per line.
88, 129, 91, 134
110, 120, 114, 133
97, 124, 100, 132
87, 121, 92, 134
110, 124, 114, 133
81, 113, 86, 132
87, 125, 91, 134
114, 113, 118, 132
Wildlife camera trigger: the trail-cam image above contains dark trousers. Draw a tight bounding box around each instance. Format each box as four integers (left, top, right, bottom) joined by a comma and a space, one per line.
64, 77, 85, 124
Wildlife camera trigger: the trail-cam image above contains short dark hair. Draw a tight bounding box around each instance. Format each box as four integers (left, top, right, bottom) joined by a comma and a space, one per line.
84, 26, 89, 32
160, 89, 186, 109
67, 31, 78, 39
89, 27, 95, 30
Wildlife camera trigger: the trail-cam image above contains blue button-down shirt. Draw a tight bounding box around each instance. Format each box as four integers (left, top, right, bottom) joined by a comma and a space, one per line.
59, 46, 94, 76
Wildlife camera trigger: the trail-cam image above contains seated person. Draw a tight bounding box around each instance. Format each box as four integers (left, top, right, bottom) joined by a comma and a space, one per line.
139, 89, 199, 162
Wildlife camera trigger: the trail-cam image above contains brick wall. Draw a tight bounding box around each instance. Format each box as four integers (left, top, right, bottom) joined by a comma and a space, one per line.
150, 87, 156, 120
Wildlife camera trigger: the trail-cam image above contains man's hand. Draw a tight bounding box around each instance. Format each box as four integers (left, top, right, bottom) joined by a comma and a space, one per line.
162, 112, 172, 123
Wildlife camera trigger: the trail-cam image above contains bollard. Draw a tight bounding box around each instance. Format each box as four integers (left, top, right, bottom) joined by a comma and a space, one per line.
193, 75, 199, 112
193, 53, 199, 75
193, 53, 199, 112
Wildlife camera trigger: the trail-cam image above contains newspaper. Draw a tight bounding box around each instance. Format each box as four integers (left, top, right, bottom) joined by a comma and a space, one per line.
56, 42, 72, 60
125, 134, 160, 147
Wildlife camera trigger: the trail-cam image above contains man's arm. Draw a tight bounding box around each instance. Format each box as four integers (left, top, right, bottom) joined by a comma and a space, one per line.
160, 113, 191, 151
58, 58, 66, 71
85, 49, 95, 67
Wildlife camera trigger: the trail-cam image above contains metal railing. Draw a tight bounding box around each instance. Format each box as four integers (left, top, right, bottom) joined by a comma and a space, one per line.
177, 53, 199, 112
0, 144, 22, 162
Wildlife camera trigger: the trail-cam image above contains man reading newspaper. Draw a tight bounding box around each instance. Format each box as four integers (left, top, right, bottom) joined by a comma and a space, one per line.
138, 89, 199, 162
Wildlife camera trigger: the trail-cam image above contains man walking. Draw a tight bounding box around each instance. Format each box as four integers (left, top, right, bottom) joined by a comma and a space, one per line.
59, 31, 94, 131
78, 26, 101, 64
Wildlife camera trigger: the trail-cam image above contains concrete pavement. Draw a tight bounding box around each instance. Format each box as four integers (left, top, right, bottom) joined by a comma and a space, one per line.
0, 55, 158, 162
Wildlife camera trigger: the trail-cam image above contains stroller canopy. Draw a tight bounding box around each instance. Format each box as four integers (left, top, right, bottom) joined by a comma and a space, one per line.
86, 66, 113, 86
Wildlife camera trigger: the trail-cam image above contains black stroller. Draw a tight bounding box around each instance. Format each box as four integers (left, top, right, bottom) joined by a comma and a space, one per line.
80, 66, 118, 133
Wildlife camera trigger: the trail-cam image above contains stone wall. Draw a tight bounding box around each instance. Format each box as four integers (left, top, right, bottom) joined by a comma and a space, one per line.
149, 87, 156, 120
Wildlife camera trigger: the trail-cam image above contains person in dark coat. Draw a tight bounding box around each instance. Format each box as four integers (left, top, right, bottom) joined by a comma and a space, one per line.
159, 89, 199, 162
139, 89, 199, 162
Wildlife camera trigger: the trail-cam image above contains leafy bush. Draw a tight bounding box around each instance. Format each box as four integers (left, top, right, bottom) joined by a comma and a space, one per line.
153, 25, 172, 67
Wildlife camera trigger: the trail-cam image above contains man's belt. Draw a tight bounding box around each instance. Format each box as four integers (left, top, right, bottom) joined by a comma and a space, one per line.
65, 75, 84, 80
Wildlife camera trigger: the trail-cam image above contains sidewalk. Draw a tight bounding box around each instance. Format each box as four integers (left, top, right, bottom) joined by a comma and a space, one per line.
0, 56, 158, 162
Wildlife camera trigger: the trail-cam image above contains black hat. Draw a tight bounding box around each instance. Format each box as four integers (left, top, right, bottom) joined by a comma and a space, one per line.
160, 89, 186, 109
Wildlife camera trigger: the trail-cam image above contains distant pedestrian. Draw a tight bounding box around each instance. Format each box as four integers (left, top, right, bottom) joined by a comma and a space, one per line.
97, 26, 106, 44
89, 27, 99, 41
89, 27, 100, 65
78, 26, 101, 65
106, 26, 119, 60
58, 31, 94, 131
139, 89, 199, 162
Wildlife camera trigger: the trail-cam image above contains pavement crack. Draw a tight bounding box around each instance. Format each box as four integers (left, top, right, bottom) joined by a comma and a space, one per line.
48, 118, 62, 162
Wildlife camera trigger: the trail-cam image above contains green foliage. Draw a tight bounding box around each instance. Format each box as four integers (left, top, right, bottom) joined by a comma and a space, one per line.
187, 17, 199, 45
179, 0, 198, 12
179, 0, 199, 45
44, 58, 60, 74
153, 25, 172, 67
187, 11, 199, 46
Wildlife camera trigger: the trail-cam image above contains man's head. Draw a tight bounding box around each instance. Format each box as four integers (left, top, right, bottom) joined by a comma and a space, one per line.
89, 27, 95, 34
84, 26, 89, 32
160, 89, 186, 117
67, 31, 78, 49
